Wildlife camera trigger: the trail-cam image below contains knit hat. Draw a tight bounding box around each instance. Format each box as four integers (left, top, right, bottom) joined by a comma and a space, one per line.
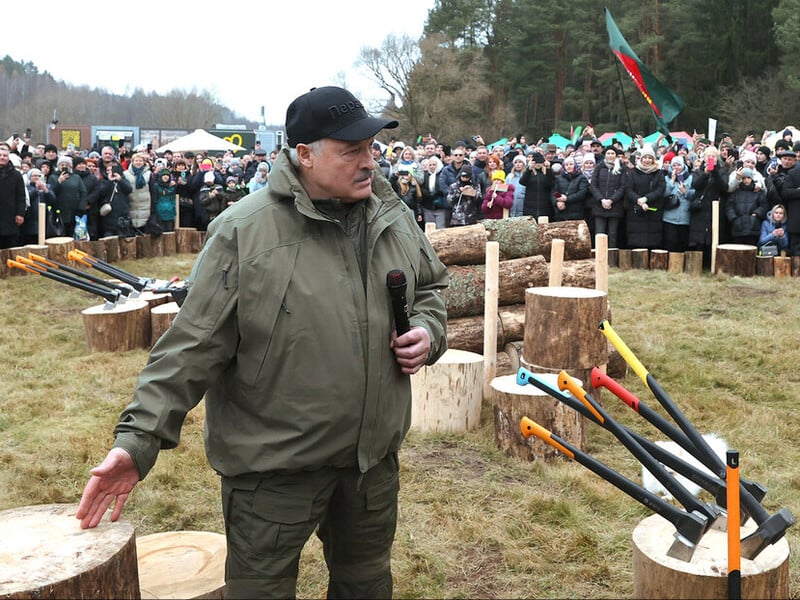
783, 128, 793, 137
512, 154, 526, 164
530, 151, 545, 164
158, 168, 171, 178
741, 150, 757, 164
226, 176, 238, 184
44, 143, 58, 153
491, 170, 506, 182
757, 145, 771, 158
203, 171, 215, 183
741, 168, 755, 179
200, 159, 214, 171
671, 156, 685, 168
57, 155, 73, 166
639, 144, 656, 159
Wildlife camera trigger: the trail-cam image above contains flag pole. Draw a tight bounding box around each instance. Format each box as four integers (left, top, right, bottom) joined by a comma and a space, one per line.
613, 60, 635, 146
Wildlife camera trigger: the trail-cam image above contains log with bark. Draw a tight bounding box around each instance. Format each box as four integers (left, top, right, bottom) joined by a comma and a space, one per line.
443, 257, 596, 319
428, 218, 592, 266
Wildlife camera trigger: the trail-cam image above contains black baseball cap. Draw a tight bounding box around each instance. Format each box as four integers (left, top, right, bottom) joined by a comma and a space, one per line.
285, 86, 398, 146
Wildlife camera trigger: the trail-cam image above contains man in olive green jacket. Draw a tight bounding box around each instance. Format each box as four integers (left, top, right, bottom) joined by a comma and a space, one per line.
77, 87, 449, 599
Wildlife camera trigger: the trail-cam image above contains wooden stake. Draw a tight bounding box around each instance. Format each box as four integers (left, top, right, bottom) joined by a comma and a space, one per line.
712, 199, 720, 273
38, 201, 46, 245
548, 239, 565, 287
595, 234, 608, 293
483, 241, 500, 400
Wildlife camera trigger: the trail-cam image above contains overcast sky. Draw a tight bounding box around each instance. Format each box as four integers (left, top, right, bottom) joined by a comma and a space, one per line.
2, 1, 432, 126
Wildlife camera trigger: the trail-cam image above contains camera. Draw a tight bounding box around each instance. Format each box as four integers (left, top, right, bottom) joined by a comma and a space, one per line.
735, 160, 743, 169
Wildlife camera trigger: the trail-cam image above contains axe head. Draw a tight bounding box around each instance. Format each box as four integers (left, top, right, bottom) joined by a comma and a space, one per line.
740, 507, 796, 560
666, 510, 707, 562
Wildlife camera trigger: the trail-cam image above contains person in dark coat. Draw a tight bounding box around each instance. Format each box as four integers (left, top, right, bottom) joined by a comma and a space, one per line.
690, 148, 730, 268
552, 156, 589, 222
726, 169, 768, 246
519, 151, 554, 219
0, 143, 26, 248
589, 146, 627, 248
625, 145, 666, 249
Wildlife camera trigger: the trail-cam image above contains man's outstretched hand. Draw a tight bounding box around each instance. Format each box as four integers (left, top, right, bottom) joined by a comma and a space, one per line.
76, 448, 139, 529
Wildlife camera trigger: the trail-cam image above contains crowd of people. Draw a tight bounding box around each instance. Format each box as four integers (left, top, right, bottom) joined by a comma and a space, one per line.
3, 127, 800, 264
372, 128, 800, 266
0, 135, 278, 249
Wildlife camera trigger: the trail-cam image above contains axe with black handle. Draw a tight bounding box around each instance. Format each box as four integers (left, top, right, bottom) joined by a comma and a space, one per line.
556, 370, 726, 532
8, 258, 121, 307
68, 249, 149, 291
519, 414, 707, 561
591, 367, 766, 518
28, 253, 137, 297
598, 320, 796, 560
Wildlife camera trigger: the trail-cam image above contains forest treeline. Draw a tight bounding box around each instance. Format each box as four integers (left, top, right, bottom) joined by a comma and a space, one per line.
3, 0, 799, 147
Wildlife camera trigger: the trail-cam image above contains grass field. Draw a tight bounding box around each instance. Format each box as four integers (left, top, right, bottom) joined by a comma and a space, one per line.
1, 258, 798, 598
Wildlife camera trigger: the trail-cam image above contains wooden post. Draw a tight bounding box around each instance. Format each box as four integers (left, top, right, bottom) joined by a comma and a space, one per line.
755, 256, 774, 277
425, 221, 436, 239
548, 239, 565, 287
711, 200, 720, 273
0, 503, 139, 599
491, 372, 584, 462
684, 251, 704, 276
175, 195, 181, 229
649, 249, 668, 270
38, 201, 46, 246
537, 216, 549, 224
618, 249, 632, 270
410, 349, 483, 432
45, 237, 75, 265
607, 247, 619, 268
137, 531, 226, 600
632, 513, 789, 599
594, 234, 608, 293
667, 252, 684, 274
774, 256, 791, 278
483, 241, 500, 400
792, 256, 800, 277
716, 244, 757, 277
631, 248, 649, 269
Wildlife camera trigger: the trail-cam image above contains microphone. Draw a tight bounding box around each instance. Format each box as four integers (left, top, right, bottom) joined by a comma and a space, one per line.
386, 269, 410, 336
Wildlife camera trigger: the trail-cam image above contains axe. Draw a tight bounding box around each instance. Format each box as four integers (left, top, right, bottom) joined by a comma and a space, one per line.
8, 258, 121, 308
519, 414, 707, 561
28, 253, 137, 298
598, 320, 795, 559
68, 249, 150, 291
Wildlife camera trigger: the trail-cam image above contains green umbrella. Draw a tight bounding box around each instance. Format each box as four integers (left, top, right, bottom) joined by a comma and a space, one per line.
547, 133, 572, 149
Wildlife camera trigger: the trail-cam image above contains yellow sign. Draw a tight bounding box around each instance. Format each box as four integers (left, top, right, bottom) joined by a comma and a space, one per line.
224, 134, 243, 147
61, 130, 81, 149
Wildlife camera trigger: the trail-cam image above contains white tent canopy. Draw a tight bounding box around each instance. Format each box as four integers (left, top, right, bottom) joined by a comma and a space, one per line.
156, 129, 246, 153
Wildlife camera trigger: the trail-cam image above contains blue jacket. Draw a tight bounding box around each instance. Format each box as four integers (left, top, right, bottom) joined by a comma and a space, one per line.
759, 210, 789, 250
663, 173, 695, 226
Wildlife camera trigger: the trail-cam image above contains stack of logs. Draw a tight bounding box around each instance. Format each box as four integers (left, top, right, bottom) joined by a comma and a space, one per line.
428, 218, 596, 375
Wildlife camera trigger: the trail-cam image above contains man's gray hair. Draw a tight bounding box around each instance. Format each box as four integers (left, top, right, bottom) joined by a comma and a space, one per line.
289, 140, 324, 167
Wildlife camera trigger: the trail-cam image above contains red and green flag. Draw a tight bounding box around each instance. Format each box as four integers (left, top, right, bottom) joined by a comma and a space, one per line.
605, 7, 683, 136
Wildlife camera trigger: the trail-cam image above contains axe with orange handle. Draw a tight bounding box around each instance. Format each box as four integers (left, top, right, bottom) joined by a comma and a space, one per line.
8, 258, 121, 307
519, 415, 707, 561
68, 249, 149, 291
28, 253, 136, 297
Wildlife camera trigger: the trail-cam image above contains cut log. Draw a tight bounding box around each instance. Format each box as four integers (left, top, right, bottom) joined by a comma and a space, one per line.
136, 235, 154, 259
715, 243, 757, 277
137, 531, 226, 600
503, 341, 523, 373
446, 304, 525, 353
428, 218, 592, 266
491, 372, 584, 461
150, 301, 180, 347
139, 291, 172, 310
90, 239, 108, 262
3, 246, 27, 277
606, 341, 628, 380
667, 252, 684, 274
774, 256, 791, 278
176, 228, 205, 254
649, 249, 668, 271
100, 236, 121, 263
444, 257, 595, 319
631, 248, 649, 269
607, 247, 619, 268
118, 236, 138, 261
755, 255, 774, 277
684, 251, 704, 276
73, 240, 95, 264
82, 298, 151, 352
632, 513, 789, 599
792, 256, 800, 277
44, 237, 75, 265
161, 231, 177, 256
0, 503, 139, 599
410, 349, 483, 432
618, 249, 632, 270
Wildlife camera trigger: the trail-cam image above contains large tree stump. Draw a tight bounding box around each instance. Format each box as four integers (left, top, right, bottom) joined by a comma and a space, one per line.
491, 372, 584, 461
444, 257, 595, 319
684, 251, 704, 276
137, 531, 226, 600
446, 304, 525, 353
0, 503, 139, 599
82, 298, 151, 352
139, 291, 172, 310
428, 218, 592, 265
176, 228, 205, 254
150, 302, 180, 347
632, 513, 789, 599
523, 286, 608, 408
715, 243, 757, 277
410, 349, 483, 432
45, 237, 75, 265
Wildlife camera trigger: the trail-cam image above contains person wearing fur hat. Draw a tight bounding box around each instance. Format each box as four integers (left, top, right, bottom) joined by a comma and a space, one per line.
552, 156, 589, 222
481, 169, 515, 220
589, 146, 628, 248
726, 167, 768, 246
625, 144, 666, 250
51, 154, 87, 238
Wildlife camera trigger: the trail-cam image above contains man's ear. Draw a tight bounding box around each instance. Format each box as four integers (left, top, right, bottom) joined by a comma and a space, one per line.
295, 144, 314, 168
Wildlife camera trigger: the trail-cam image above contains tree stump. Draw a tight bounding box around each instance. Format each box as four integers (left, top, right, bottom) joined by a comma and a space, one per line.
150, 302, 180, 347
618, 249, 632, 270
136, 235, 154, 259
649, 249, 668, 270
90, 239, 108, 262
118, 237, 138, 261
137, 531, 226, 600
161, 232, 177, 256
607, 247, 619, 268
631, 248, 649, 269
176, 228, 205, 254
100, 236, 121, 263
82, 298, 151, 352
3, 246, 28, 277
45, 237, 75, 265
774, 256, 791, 278
523, 286, 608, 407
715, 243, 757, 277
139, 291, 171, 310
74, 239, 95, 263
491, 372, 584, 461
755, 256, 774, 277
667, 252, 684, 274
0, 503, 139, 599
632, 513, 789, 599
792, 256, 800, 277
684, 251, 704, 276
410, 349, 483, 432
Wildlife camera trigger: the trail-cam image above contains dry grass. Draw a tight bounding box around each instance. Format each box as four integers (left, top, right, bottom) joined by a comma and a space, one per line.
1, 259, 799, 598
